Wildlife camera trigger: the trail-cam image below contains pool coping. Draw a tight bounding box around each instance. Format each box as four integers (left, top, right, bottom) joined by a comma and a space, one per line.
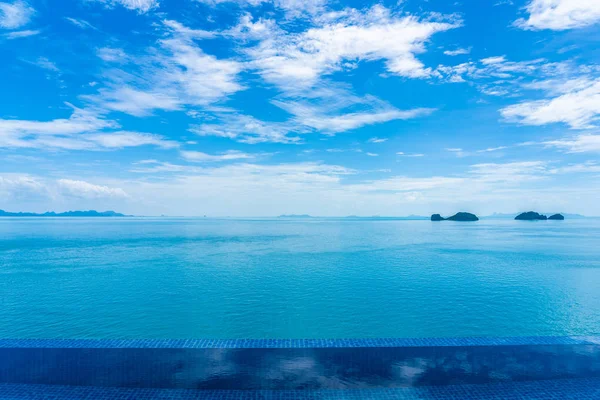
1, 335, 600, 349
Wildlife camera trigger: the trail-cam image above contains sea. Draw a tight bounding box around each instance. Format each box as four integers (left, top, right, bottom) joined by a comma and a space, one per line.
1, 217, 599, 339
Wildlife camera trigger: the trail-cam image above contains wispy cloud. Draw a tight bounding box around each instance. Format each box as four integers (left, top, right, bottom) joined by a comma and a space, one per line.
32, 57, 59, 72
0, 175, 128, 202
87, 22, 243, 117
515, 0, 600, 31
57, 179, 129, 199
92, 0, 159, 13
0, 0, 34, 29
64, 17, 96, 30
501, 78, 600, 129
543, 134, 600, 153
0, 104, 177, 150
180, 150, 258, 162
275, 99, 434, 134
190, 114, 303, 144
469, 161, 548, 183
443, 47, 471, 56
3, 28, 38, 38
397, 152, 424, 157
195, 0, 327, 19
368, 137, 388, 143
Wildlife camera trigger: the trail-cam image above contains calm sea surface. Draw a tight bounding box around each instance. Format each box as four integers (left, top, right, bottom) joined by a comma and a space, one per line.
1, 217, 599, 339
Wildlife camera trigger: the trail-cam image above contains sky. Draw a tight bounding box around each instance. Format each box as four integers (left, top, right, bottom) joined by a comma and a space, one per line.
1, 0, 600, 216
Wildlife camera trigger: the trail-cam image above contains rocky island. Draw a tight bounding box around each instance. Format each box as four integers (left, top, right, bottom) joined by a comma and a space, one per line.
548, 213, 565, 220
515, 212, 547, 220
431, 212, 479, 221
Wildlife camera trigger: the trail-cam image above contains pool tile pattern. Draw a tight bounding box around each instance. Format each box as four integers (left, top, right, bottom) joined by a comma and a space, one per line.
1, 336, 599, 349
1, 379, 600, 399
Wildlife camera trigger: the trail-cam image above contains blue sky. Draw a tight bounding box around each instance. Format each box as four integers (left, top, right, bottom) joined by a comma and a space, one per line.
1, 0, 600, 216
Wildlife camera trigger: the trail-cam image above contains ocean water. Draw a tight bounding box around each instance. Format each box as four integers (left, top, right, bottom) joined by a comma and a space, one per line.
1, 217, 599, 340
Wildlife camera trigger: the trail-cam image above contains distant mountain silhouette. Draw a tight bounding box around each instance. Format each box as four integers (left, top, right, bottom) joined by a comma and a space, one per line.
0, 210, 128, 217
515, 211, 547, 221
431, 212, 479, 221
548, 213, 565, 220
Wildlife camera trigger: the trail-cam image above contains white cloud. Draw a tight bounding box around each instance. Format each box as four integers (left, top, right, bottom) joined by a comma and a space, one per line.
3, 28, 38, 38
0, 105, 114, 138
64, 17, 96, 30
543, 134, 600, 153
163, 19, 215, 39
57, 179, 129, 199
194, 0, 266, 7
274, 98, 434, 134
194, 0, 326, 18
130, 160, 197, 173
275, 0, 326, 17
515, 0, 600, 31
435, 56, 593, 108
0, 175, 47, 200
93, 87, 181, 117
397, 152, 424, 157
366, 152, 378, 157
0, 104, 176, 150
97, 47, 128, 63
0, 175, 128, 203
246, 5, 460, 87
89, 24, 243, 116
180, 150, 257, 162
501, 79, 600, 129
435, 56, 555, 86
368, 137, 388, 143
443, 47, 471, 56
476, 146, 508, 153
33, 57, 59, 72
0, 0, 34, 29
224, 13, 279, 40
190, 114, 302, 144
347, 176, 464, 193
191, 87, 433, 144
469, 161, 548, 183
549, 162, 600, 174
94, 0, 159, 13
85, 131, 178, 149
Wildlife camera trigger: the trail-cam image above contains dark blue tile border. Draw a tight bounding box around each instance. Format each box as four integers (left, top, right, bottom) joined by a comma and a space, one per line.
0, 336, 599, 349
2, 379, 600, 399
2, 337, 600, 391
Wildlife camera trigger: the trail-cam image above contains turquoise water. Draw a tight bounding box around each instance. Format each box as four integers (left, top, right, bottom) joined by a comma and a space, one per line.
1, 217, 599, 339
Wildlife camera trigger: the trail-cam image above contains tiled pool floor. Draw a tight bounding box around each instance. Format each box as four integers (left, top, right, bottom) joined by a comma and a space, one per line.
1, 379, 600, 400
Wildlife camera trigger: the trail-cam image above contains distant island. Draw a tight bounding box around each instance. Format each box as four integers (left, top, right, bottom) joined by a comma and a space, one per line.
431, 212, 479, 222
515, 212, 565, 221
0, 210, 129, 217
278, 214, 313, 218
515, 211, 547, 220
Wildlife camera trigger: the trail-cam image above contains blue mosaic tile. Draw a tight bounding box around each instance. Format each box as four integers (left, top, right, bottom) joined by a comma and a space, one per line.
1, 379, 600, 399
0, 336, 599, 349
